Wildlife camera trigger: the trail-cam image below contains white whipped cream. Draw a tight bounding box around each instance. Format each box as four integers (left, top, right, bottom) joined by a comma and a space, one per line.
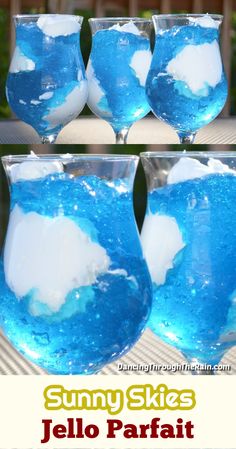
86, 61, 112, 117
4, 205, 110, 313
43, 82, 88, 130
189, 15, 219, 29
130, 49, 152, 86
39, 92, 54, 100
37, 15, 80, 37
9, 152, 63, 182
77, 69, 83, 81
10, 46, 35, 73
167, 157, 236, 184
141, 213, 185, 285
167, 41, 222, 95
109, 21, 141, 35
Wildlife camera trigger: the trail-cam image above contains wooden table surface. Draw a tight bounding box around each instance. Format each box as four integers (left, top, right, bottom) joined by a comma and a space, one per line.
0, 117, 236, 145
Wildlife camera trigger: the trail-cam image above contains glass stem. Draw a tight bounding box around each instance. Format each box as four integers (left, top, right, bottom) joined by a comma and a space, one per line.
178, 132, 197, 144
41, 134, 58, 144
115, 128, 130, 145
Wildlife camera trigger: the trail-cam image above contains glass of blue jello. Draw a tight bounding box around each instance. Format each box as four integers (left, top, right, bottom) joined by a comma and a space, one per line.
146, 14, 228, 144
6, 15, 88, 144
0, 154, 152, 374
141, 152, 236, 373
87, 18, 152, 144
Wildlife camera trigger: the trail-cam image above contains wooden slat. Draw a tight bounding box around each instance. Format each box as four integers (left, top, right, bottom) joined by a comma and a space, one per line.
2, 0, 236, 10
0, 117, 236, 144
160, 0, 171, 14
9, 0, 21, 56
221, 0, 232, 117
128, 0, 138, 16
192, 0, 203, 12
95, 0, 104, 16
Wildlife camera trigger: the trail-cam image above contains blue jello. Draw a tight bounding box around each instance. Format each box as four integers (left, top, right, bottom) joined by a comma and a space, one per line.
6, 17, 87, 138
87, 26, 151, 132
147, 173, 236, 365
146, 21, 228, 135
0, 173, 151, 374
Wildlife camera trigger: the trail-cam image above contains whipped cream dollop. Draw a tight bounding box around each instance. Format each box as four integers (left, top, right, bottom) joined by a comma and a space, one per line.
39, 92, 54, 100
8, 153, 63, 182
43, 82, 88, 130
189, 14, 219, 29
86, 61, 112, 117
167, 41, 222, 95
167, 157, 236, 184
4, 205, 110, 313
141, 214, 185, 285
37, 15, 80, 37
109, 21, 141, 35
130, 50, 152, 86
10, 47, 35, 73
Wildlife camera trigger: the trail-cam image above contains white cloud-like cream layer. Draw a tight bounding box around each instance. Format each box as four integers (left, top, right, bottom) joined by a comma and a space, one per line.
141, 214, 185, 285
167, 41, 222, 95
37, 15, 80, 37
4, 205, 110, 312
130, 50, 152, 86
43, 82, 88, 130
167, 157, 236, 184
10, 47, 35, 73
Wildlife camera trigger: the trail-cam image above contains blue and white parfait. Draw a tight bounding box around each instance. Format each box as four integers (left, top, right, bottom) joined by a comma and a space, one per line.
141, 153, 236, 367
0, 154, 152, 374
6, 15, 88, 143
146, 14, 228, 143
86, 18, 152, 142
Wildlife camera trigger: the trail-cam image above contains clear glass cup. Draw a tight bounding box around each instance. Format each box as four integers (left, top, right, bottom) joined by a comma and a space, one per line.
6, 15, 88, 144
146, 14, 228, 144
141, 151, 236, 374
87, 18, 152, 144
0, 154, 152, 374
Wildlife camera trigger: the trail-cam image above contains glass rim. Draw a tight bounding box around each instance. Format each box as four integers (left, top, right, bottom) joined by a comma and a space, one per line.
13, 13, 82, 19
140, 151, 236, 158
2, 154, 139, 163
152, 13, 223, 21
89, 17, 152, 23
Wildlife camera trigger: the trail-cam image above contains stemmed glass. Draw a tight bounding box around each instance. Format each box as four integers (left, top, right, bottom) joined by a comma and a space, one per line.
146, 14, 228, 144
87, 18, 152, 144
141, 151, 236, 374
6, 15, 88, 144
0, 154, 152, 374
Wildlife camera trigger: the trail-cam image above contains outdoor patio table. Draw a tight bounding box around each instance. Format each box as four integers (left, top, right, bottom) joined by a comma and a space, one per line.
0, 329, 235, 375
0, 117, 236, 145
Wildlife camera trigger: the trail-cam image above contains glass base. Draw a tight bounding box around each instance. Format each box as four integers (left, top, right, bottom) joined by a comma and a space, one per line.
177, 131, 197, 144
115, 128, 130, 144
41, 134, 58, 144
